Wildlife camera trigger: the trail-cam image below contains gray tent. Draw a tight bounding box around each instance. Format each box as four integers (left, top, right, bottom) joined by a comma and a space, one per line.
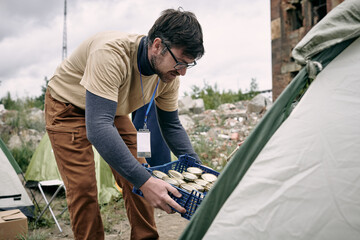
181, 0, 360, 239
0, 138, 34, 217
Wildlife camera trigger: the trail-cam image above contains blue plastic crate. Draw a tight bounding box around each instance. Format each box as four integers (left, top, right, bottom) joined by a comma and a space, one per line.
133, 154, 220, 220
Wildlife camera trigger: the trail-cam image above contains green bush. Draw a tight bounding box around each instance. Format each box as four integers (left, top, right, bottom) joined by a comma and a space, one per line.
191, 134, 236, 171
185, 78, 260, 110
0, 77, 47, 111
10, 143, 34, 173
1, 92, 22, 111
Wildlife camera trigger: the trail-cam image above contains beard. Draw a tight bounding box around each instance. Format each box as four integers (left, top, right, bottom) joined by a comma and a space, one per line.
150, 55, 179, 83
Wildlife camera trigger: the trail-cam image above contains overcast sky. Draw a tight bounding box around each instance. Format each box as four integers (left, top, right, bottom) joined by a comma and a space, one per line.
0, 0, 272, 99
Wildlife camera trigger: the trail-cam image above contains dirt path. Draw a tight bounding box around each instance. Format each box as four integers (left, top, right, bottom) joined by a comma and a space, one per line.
36, 209, 188, 240
108, 209, 189, 240
29, 191, 189, 240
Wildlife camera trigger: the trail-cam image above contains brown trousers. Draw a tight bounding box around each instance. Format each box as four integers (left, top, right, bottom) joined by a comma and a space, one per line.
44, 89, 158, 240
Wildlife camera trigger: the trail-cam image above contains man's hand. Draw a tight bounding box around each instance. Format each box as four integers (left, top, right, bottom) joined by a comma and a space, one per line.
140, 177, 186, 214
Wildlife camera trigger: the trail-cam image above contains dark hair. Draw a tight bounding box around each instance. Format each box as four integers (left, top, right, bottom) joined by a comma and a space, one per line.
148, 8, 204, 60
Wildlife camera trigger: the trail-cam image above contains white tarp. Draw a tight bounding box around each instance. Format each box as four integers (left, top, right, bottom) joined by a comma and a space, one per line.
0, 145, 33, 210
204, 37, 360, 240
292, 0, 360, 64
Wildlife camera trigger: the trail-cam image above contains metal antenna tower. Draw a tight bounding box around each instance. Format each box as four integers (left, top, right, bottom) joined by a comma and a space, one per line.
62, 0, 67, 60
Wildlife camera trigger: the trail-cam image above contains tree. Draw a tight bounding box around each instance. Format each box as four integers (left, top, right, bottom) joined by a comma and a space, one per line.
33, 76, 49, 109
250, 78, 259, 92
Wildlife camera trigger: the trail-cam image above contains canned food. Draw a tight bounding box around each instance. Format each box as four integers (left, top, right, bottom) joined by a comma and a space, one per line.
194, 179, 209, 187
204, 182, 214, 191
180, 183, 197, 193
175, 178, 186, 185
187, 182, 204, 192
163, 177, 180, 187
168, 170, 184, 180
182, 172, 197, 182
152, 170, 168, 179
201, 173, 218, 183
187, 167, 203, 176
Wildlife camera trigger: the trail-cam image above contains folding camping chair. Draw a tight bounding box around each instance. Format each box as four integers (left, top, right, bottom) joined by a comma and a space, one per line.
35, 179, 67, 232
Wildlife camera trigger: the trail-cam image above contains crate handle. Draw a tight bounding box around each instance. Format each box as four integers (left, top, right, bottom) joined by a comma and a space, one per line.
183, 190, 196, 208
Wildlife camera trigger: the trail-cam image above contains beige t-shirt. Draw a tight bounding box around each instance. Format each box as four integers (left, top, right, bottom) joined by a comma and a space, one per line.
48, 31, 179, 115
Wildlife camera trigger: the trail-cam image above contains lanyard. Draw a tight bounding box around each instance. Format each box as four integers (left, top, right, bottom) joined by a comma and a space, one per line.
139, 63, 160, 129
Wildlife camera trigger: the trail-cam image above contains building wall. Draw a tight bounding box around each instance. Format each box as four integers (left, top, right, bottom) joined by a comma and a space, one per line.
270, 0, 343, 101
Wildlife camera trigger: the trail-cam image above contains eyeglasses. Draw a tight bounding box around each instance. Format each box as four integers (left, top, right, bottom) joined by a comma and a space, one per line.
163, 42, 197, 70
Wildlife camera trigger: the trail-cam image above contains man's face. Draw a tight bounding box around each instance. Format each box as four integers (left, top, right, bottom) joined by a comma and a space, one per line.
150, 44, 195, 83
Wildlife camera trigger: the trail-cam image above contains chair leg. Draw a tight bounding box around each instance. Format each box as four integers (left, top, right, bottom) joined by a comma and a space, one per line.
35, 183, 64, 232
59, 206, 68, 216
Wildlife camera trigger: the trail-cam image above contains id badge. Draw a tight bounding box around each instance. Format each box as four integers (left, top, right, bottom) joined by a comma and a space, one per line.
137, 128, 151, 158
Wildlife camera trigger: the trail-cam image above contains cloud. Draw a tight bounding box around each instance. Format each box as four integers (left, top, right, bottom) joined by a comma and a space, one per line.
0, 0, 271, 99
0, 0, 63, 40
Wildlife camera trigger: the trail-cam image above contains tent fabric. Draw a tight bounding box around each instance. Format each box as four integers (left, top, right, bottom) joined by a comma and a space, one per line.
292, 0, 360, 64
25, 133, 120, 205
0, 138, 34, 217
0, 138, 22, 174
202, 36, 360, 240
179, 38, 355, 240
25, 133, 62, 181
180, 1, 359, 237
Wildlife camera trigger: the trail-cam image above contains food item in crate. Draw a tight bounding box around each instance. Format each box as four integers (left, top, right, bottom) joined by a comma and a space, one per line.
168, 170, 184, 180
152, 170, 168, 179
187, 182, 204, 192
163, 177, 180, 187
182, 172, 197, 182
175, 178, 186, 185
180, 183, 198, 193
187, 167, 203, 176
204, 182, 214, 191
194, 179, 209, 187
201, 173, 218, 183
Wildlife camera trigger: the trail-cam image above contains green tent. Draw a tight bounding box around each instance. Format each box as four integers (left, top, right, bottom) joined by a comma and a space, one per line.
0, 138, 34, 217
181, 0, 360, 239
25, 133, 120, 204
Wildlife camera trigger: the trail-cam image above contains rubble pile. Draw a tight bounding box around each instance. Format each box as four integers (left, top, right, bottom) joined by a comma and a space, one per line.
179, 94, 272, 170
0, 106, 45, 151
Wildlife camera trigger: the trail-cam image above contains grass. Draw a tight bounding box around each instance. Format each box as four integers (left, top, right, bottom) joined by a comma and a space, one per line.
25, 189, 127, 239
191, 134, 237, 171
100, 197, 127, 233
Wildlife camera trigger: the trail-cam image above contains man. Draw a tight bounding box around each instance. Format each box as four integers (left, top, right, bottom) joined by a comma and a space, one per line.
45, 8, 204, 240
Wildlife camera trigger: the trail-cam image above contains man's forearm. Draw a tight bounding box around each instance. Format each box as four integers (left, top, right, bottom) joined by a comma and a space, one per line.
85, 90, 151, 188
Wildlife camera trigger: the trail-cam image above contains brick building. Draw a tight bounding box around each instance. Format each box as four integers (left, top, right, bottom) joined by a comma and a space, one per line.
270, 0, 344, 100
